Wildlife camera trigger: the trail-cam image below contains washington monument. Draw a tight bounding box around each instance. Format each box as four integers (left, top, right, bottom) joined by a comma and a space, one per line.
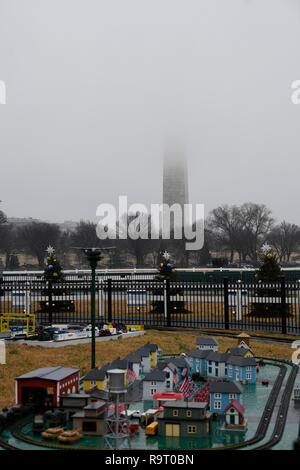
163, 146, 189, 208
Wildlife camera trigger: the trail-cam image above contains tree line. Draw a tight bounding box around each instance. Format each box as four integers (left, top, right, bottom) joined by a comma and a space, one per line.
0, 202, 300, 270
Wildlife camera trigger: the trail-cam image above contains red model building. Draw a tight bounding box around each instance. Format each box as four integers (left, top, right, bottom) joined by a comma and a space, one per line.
15, 366, 80, 408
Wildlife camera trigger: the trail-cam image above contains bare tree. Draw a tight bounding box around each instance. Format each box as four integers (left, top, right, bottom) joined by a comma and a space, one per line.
17, 222, 61, 268
241, 203, 274, 262
209, 205, 244, 262
117, 212, 159, 267
267, 222, 300, 263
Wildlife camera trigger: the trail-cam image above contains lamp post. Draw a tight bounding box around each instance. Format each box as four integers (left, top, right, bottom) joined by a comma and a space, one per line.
78, 247, 115, 369
83, 248, 102, 369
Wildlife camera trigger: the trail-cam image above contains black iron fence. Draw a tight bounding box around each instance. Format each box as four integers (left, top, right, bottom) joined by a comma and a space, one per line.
1, 278, 300, 335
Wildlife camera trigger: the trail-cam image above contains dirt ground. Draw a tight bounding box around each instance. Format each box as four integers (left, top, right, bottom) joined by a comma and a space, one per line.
0, 329, 296, 410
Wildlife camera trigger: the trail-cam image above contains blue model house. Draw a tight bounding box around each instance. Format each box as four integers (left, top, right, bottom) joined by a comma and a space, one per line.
187, 349, 211, 376
196, 337, 218, 352
210, 381, 243, 414
226, 356, 257, 384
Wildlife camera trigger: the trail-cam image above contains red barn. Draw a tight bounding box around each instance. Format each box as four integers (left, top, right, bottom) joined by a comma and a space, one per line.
15, 366, 80, 408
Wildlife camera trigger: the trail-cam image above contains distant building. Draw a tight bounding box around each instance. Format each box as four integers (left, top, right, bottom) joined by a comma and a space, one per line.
162, 148, 189, 234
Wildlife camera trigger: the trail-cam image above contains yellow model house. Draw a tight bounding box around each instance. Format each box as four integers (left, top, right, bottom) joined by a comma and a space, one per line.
143, 343, 159, 368
226, 346, 254, 358
83, 366, 109, 392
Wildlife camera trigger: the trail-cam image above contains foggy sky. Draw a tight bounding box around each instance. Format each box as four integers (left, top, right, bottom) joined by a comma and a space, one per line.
0, 0, 300, 224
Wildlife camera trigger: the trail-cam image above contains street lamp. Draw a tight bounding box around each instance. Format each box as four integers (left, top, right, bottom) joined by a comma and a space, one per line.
75, 247, 115, 369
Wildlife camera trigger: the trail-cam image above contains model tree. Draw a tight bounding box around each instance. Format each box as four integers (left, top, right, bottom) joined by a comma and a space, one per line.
152, 250, 187, 314
43, 245, 64, 282
155, 250, 178, 282
256, 243, 282, 281
251, 243, 286, 317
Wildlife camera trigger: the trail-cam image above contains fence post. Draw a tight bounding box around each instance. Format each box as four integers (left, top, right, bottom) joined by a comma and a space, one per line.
99, 280, 104, 318
48, 280, 53, 325
107, 278, 112, 323
224, 277, 229, 330
281, 277, 287, 335
164, 279, 171, 327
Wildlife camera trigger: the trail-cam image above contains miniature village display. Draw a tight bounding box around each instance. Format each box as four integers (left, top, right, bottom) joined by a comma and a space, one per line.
1, 334, 268, 451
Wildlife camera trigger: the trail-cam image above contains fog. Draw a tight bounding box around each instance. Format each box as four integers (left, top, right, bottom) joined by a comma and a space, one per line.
0, 0, 299, 223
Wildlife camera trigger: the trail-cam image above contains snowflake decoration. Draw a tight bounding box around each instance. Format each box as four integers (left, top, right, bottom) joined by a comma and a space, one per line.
261, 243, 272, 255
162, 250, 170, 261
46, 245, 55, 255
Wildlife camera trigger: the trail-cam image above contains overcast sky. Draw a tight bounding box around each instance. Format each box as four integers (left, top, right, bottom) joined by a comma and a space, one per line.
0, 0, 300, 224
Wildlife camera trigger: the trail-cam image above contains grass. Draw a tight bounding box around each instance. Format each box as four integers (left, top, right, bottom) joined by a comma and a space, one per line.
0, 329, 296, 410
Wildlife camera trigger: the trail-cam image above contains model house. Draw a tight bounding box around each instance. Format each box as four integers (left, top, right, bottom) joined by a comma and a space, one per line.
125, 351, 143, 379
15, 366, 80, 408
186, 349, 211, 376
237, 333, 251, 350
157, 361, 177, 389
83, 364, 111, 392
157, 400, 211, 438
226, 346, 254, 358
59, 393, 92, 419
142, 369, 168, 400
136, 347, 152, 373
206, 352, 229, 379
224, 400, 247, 431
210, 381, 243, 414
186, 349, 257, 384
142, 343, 159, 368
227, 356, 257, 384
72, 400, 108, 436
196, 337, 218, 352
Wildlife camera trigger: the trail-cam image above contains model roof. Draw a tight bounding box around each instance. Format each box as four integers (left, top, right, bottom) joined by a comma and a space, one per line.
167, 356, 189, 368
196, 337, 218, 346
210, 381, 243, 394
224, 399, 245, 415
206, 351, 229, 362
157, 360, 177, 371
142, 342, 158, 352
163, 400, 208, 409
143, 369, 167, 382
227, 356, 256, 367
187, 348, 211, 359
125, 351, 143, 363
109, 358, 128, 369
136, 347, 151, 357
237, 333, 250, 338
87, 389, 109, 401
16, 366, 79, 382
226, 347, 250, 357
84, 366, 108, 381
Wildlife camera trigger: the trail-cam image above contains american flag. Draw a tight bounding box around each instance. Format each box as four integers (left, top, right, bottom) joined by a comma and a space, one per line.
179, 377, 191, 399
173, 368, 179, 386
127, 368, 137, 383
